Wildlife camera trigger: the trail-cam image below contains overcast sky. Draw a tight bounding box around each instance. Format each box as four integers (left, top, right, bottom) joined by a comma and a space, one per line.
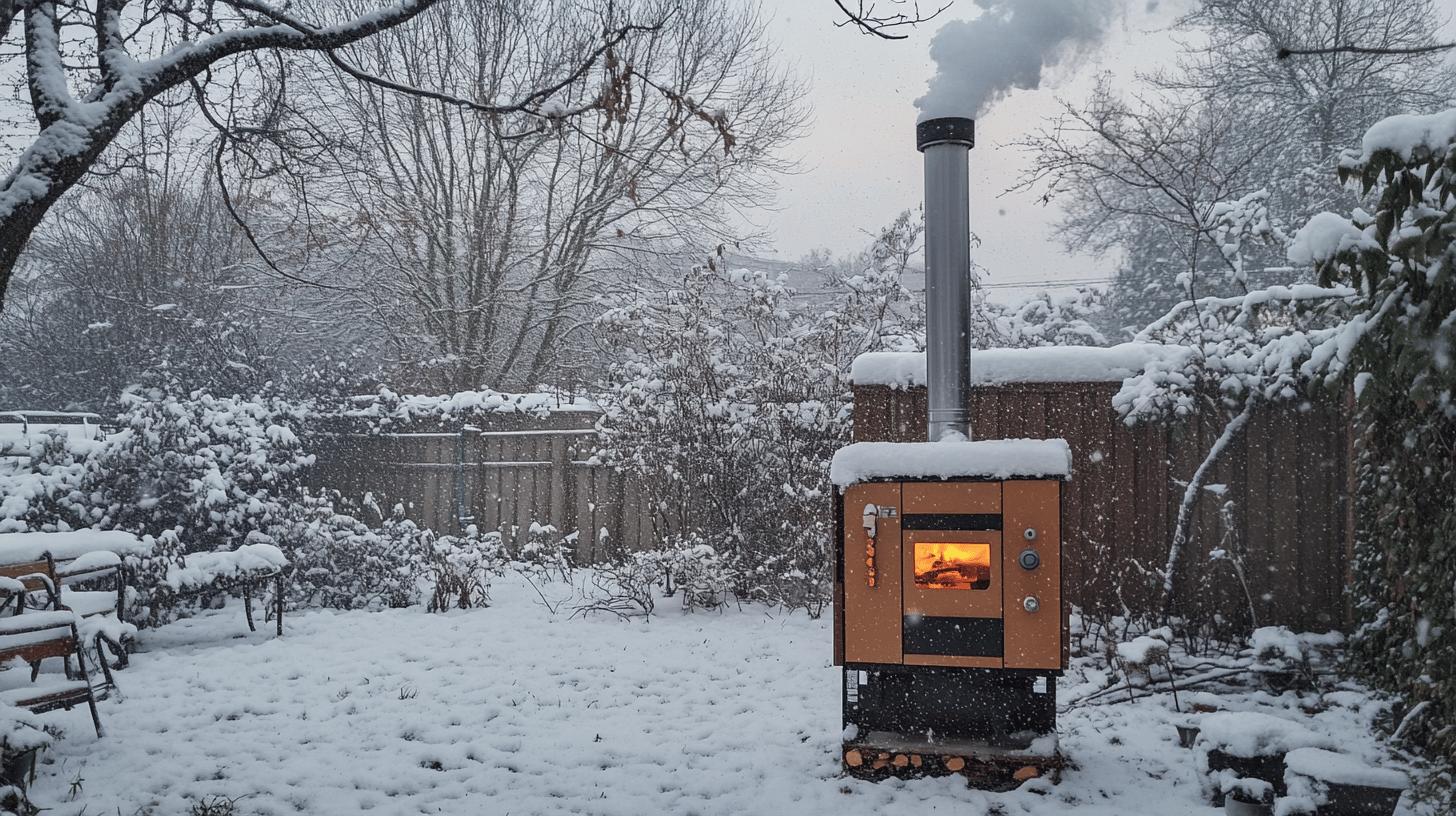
748, 1, 1191, 296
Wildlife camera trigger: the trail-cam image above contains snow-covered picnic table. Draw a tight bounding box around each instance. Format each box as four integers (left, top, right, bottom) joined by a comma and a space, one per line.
149, 542, 292, 636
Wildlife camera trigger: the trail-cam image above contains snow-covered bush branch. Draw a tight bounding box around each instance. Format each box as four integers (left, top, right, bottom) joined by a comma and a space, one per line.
594, 217, 930, 614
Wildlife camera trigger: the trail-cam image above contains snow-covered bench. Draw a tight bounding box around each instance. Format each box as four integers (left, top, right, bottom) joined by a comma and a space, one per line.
0, 531, 152, 670
0, 530, 150, 620
0, 606, 105, 737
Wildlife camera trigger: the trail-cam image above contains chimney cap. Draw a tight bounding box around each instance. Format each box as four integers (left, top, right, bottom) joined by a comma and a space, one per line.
916, 117, 975, 151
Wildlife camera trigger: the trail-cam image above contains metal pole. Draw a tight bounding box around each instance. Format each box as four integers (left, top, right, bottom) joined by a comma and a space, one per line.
917, 117, 975, 442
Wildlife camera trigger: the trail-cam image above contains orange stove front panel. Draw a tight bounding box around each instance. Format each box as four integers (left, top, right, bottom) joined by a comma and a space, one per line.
837, 478, 1064, 672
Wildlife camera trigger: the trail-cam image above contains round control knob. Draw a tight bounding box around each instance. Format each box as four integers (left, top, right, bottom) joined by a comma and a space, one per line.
1018, 548, 1041, 571
1023, 595, 1041, 613
1023, 527, 1038, 541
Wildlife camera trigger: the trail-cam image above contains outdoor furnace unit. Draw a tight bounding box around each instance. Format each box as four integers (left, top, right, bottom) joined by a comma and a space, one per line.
829, 117, 1071, 787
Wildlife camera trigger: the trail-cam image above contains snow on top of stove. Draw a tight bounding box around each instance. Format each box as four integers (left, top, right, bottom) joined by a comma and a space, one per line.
830, 438, 1071, 487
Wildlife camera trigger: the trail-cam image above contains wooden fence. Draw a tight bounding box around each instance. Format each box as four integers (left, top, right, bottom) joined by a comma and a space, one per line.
855, 382, 1352, 632
308, 378, 1353, 630
305, 412, 652, 561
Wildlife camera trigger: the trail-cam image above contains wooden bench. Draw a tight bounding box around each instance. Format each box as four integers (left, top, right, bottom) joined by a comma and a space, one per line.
0, 597, 105, 738
0, 553, 133, 671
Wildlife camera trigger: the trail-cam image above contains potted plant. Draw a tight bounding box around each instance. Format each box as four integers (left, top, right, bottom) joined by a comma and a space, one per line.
1224, 777, 1275, 816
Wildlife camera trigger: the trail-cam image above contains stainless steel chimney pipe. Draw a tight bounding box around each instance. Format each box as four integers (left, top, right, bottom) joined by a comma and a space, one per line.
916, 117, 975, 442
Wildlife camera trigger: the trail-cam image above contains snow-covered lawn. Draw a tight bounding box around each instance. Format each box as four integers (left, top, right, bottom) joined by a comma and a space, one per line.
25, 576, 1418, 815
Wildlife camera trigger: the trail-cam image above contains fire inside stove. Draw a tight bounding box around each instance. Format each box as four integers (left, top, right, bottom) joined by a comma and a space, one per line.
913, 542, 991, 590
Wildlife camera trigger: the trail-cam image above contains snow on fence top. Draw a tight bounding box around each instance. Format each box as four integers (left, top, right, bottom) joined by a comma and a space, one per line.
344, 387, 599, 424
850, 343, 1192, 390
830, 438, 1072, 487
0, 530, 151, 563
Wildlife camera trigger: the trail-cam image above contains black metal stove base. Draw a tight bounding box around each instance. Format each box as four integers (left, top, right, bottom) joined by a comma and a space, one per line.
843, 663, 1057, 742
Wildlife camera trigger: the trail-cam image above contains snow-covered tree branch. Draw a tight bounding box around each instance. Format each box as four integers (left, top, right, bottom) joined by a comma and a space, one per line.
0, 0, 669, 307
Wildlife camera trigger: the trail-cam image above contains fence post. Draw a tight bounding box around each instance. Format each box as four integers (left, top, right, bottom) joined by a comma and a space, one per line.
455, 426, 479, 533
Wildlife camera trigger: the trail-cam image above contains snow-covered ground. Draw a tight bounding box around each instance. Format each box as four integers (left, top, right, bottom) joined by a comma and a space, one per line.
25, 575, 1426, 815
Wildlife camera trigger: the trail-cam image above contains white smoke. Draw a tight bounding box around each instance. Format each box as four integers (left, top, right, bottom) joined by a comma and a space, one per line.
915, 0, 1121, 121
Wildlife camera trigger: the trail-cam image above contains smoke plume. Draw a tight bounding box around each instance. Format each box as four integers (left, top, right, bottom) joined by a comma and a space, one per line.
915, 0, 1120, 120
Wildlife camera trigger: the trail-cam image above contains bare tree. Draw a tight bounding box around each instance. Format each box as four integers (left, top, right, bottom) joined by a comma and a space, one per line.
1016, 82, 1281, 318
1171, 0, 1455, 164
832, 0, 950, 39
319, 0, 805, 391
0, 0, 667, 308
1023, 0, 1456, 332
0, 110, 286, 409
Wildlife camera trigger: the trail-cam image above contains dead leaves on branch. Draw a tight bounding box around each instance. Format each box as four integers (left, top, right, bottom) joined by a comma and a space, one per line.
594, 45, 735, 159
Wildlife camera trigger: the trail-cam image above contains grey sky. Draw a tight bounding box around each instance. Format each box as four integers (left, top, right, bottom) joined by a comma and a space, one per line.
751, 1, 1188, 296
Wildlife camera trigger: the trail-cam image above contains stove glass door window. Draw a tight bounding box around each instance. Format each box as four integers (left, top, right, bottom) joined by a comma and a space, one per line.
913, 542, 992, 590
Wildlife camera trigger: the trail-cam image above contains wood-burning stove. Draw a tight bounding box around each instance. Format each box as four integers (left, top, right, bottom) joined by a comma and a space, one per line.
829, 436, 1071, 783
827, 117, 1072, 785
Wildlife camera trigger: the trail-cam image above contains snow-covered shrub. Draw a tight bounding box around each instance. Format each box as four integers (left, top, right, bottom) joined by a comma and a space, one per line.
270, 493, 424, 610
81, 385, 313, 623
426, 526, 506, 612
89, 384, 313, 551
656, 534, 735, 612
1116, 628, 1172, 671
1248, 627, 1341, 692
1286, 109, 1456, 769
0, 432, 92, 533
574, 552, 664, 620
513, 522, 574, 583
342, 387, 595, 432
992, 287, 1109, 348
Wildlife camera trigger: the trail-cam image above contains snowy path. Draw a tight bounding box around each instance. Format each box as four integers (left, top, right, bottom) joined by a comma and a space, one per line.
26, 577, 1398, 815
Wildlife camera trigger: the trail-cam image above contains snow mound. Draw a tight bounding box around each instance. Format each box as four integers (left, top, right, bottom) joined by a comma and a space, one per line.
1284, 748, 1407, 789
1116, 629, 1171, 665
63, 550, 122, 575
0, 530, 151, 563
830, 439, 1072, 486
1287, 213, 1370, 266
851, 344, 1191, 389
1249, 626, 1343, 664
1196, 711, 1335, 758
1352, 108, 1456, 163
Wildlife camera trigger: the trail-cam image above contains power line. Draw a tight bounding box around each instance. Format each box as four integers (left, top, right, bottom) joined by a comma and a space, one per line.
977, 277, 1115, 290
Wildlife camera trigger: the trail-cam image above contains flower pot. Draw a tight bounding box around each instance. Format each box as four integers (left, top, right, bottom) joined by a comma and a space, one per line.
1175, 723, 1201, 748
1226, 792, 1273, 816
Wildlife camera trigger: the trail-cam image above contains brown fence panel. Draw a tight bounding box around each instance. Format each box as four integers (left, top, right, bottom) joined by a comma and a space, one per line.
855, 382, 1350, 631
305, 413, 652, 562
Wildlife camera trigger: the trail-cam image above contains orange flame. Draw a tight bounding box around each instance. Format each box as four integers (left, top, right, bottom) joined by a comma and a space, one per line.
914, 542, 991, 590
